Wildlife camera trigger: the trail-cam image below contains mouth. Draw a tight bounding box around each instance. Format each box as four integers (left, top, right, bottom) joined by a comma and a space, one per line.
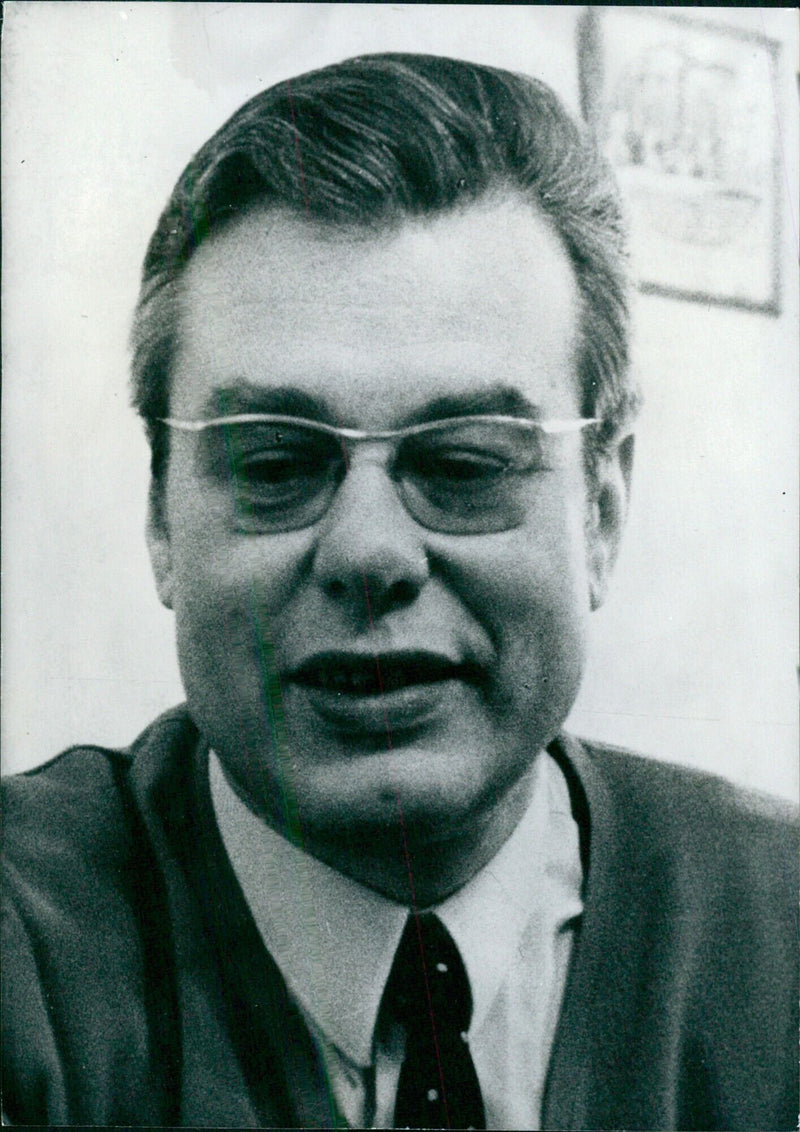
286, 651, 484, 738
290, 651, 479, 697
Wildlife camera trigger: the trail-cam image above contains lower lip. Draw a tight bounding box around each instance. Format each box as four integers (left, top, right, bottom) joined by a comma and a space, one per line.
290, 679, 462, 736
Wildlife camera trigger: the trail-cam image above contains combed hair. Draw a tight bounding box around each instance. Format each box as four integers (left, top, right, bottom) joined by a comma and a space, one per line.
130, 53, 639, 480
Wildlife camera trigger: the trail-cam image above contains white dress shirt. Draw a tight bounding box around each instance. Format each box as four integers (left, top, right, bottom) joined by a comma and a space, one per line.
210, 749, 583, 1130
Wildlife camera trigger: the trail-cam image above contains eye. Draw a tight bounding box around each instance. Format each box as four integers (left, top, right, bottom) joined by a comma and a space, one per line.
237, 447, 329, 485
212, 424, 342, 511
416, 445, 512, 483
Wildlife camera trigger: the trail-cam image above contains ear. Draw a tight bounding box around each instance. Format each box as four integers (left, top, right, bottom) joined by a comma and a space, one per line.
586, 433, 634, 612
146, 478, 174, 610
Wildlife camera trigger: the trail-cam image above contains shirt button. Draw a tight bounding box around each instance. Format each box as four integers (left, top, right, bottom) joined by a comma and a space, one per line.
427, 1088, 439, 1102
436, 961, 448, 973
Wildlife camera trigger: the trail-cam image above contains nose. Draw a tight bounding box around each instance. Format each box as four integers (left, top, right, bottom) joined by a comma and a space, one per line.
311, 454, 429, 622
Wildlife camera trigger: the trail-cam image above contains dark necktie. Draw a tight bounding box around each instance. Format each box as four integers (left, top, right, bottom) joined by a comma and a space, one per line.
384, 913, 486, 1130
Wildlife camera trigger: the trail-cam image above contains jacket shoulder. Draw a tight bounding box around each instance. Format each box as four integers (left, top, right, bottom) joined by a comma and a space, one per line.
3, 744, 132, 884
567, 735, 798, 897
578, 736, 797, 825
3, 707, 194, 876
1, 708, 196, 1125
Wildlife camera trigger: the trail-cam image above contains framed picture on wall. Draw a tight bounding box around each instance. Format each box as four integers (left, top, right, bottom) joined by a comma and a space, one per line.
579, 8, 781, 314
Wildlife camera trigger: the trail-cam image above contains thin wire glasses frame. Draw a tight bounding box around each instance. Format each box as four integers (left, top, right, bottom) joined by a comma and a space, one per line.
159, 413, 599, 535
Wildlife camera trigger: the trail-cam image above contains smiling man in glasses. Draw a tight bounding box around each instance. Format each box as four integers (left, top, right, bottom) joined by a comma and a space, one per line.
3, 54, 796, 1130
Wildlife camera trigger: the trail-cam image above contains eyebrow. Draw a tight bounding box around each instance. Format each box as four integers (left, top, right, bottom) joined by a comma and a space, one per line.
201, 382, 338, 423
200, 381, 542, 427
403, 386, 543, 426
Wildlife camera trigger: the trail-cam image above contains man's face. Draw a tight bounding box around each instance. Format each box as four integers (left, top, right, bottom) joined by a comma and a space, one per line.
149, 198, 624, 851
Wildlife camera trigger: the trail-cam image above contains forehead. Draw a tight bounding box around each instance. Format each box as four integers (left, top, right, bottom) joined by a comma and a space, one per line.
170, 197, 581, 425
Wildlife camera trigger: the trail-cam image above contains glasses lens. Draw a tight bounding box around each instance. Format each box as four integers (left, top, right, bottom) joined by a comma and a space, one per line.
207, 420, 343, 532
196, 416, 562, 535
397, 419, 550, 534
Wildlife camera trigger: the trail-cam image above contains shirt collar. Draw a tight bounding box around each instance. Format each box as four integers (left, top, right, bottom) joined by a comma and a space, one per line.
438, 751, 583, 1035
210, 748, 582, 1068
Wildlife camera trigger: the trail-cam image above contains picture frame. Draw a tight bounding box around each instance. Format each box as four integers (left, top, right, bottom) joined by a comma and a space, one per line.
579, 8, 781, 314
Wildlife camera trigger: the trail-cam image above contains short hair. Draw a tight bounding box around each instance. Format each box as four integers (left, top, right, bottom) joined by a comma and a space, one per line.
130, 52, 639, 482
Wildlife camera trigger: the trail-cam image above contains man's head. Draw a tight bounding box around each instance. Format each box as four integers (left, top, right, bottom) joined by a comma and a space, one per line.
135, 55, 638, 900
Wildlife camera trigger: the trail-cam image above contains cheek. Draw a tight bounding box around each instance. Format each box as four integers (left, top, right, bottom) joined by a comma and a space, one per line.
498, 558, 588, 700
167, 504, 313, 684
450, 489, 590, 624
168, 532, 313, 788
436, 491, 591, 693
166, 452, 312, 619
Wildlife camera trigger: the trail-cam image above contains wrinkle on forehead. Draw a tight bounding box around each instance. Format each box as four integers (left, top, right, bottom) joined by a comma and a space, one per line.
182, 195, 576, 324
171, 197, 582, 425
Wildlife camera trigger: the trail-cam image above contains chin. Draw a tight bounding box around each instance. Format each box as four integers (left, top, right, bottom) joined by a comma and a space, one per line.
299, 743, 522, 842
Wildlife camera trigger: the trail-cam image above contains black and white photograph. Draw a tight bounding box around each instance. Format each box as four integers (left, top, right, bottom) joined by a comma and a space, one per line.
2, 5, 798, 1128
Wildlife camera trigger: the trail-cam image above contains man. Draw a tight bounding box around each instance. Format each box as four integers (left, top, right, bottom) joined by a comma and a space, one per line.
2, 53, 796, 1130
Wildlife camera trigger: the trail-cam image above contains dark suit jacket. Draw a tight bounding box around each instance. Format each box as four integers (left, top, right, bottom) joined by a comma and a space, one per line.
3, 707, 797, 1128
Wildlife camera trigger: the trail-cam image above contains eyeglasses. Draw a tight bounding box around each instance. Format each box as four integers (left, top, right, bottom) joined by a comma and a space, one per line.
160, 413, 598, 535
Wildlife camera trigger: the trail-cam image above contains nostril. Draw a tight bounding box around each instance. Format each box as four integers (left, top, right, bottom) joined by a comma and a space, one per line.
322, 574, 422, 618
325, 579, 348, 601
361, 576, 422, 620
388, 579, 420, 608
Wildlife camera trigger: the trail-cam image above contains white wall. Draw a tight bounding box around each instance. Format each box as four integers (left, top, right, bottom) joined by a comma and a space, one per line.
2, 4, 797, 800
